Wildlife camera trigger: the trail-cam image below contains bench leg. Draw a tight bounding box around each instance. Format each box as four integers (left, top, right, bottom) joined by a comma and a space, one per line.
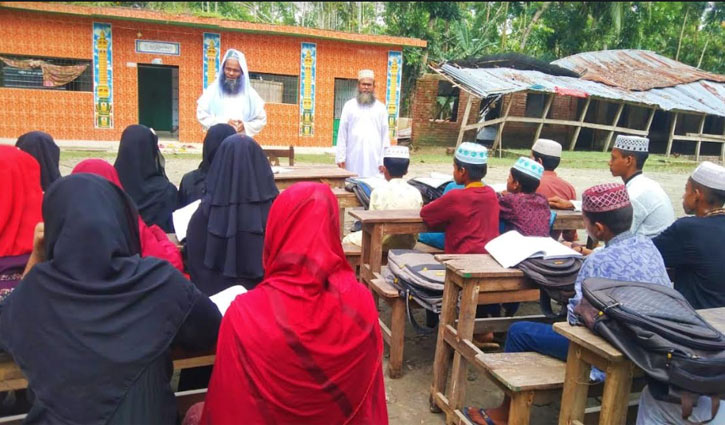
387, 297, 406, 379
508, 390, 534, 425
558, 344, 591, 425
430, 274, 461, 412
446, 279, 480, 418
598, 361, 633, 425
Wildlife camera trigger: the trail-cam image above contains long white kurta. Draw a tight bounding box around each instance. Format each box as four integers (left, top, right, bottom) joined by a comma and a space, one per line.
335, 98, 390, 178
626, 173, 675, 238
196, 88, 268, 137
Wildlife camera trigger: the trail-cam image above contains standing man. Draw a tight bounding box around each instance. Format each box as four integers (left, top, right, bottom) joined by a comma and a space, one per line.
197, 49, 267, 137
335, 69, 390, 178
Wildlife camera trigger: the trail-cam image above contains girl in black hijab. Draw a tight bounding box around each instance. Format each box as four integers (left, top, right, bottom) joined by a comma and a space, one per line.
185, 134, 278, 295
114, 125, 177, 232
177, 123, 236, 208
15, 131, 61, 191
0, 174, 221, 425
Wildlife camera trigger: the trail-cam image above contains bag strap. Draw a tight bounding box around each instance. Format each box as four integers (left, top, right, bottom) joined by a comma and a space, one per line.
405, 288, 436, 335
539, 290, 567, 320
681, 392, 722, 425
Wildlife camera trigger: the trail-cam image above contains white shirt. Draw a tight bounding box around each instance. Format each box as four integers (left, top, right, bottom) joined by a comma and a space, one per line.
335, 98, 390, 178
343, 178, 423, 246
196, 87, 268, 138
626, 174, 675, 238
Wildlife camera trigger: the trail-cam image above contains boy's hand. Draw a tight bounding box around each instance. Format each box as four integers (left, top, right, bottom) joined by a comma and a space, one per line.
548, 196, 574, 210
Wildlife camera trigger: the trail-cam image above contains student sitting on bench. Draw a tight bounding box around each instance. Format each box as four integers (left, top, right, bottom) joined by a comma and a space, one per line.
498, 156, 551, 237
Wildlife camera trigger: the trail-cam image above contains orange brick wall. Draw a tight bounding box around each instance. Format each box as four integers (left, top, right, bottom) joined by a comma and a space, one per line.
0, 9, 398, 146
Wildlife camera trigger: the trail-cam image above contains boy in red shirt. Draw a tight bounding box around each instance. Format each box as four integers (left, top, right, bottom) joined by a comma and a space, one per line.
420, 142, 500, 254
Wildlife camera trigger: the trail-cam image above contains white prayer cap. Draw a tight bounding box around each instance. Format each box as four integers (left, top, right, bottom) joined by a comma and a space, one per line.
691, 161, 725, 191
455, 142, 488, 165
384, 146, 409, 159
613, 135, 649, 153
513, 156, 544, 181
532, 138, 562, 157
358, 69, 374, 80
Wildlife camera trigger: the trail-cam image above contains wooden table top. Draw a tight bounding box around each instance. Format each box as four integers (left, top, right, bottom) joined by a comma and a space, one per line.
554, 307, 725, 362
273, 166, 356, 181
435, 254, 525, 279
349, 209, 423, 223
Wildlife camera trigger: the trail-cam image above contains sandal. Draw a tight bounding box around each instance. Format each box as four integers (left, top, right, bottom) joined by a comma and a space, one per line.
462, 407, 497, 425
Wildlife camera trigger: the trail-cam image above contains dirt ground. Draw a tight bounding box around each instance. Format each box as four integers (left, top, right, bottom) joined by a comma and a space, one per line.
57, 151, 691, 425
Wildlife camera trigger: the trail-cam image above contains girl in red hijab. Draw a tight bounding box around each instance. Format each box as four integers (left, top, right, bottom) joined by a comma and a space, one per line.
72, 159, 184, 273
200, 182, 388, 425
0, 146, 43, 299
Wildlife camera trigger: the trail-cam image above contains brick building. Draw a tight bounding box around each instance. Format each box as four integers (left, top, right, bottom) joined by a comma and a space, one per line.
0, 2, 425, 147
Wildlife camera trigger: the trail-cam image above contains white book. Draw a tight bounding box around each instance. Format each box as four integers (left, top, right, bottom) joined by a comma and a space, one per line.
489, 183, 507, 193
571, 200, 583, 212
171, 199, 200, 242
271, 166, 292, 174
412, 172, 453, 189
485, 230, 582, 269
210, 285, 248, 316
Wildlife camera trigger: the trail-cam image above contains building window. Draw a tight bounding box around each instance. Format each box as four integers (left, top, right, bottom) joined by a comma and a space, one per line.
0, 54, 93, 92
248, 72, 298, 104
525, 93, 546, 117
433, 81, 459, 122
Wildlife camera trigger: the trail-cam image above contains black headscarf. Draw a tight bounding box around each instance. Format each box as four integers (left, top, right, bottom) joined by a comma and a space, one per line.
186, 135, 278, 293
177, 123, 236, 208
114, 124, 178, 232
15, 131, 61, 191
0, 174, 198, 424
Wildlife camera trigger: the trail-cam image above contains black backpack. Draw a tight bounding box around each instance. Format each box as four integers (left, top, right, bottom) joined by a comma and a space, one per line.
576, 278, 725, 424
515, 257, 583, 319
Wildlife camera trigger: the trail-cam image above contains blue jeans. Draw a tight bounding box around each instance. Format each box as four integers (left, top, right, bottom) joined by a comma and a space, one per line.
504, 321, 569, 360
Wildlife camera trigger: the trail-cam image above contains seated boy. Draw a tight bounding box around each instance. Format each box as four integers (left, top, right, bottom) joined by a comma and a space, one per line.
464, 183, 672, 425
498, 157, 551, 237
531, 138, 577, 241
420, 142, 499, 254
417, 181, 464, 249
343, 146, 423, 250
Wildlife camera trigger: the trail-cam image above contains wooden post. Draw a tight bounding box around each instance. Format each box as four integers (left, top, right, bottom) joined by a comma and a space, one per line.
602, 101, 625, 152
644, 106, 656, 133
695, 114, 706, 162
455, 95, 474, 148
666, 112, 679, 157
492, 94, 514, 155
569, 97, 591, 151
533, 93, 554, 142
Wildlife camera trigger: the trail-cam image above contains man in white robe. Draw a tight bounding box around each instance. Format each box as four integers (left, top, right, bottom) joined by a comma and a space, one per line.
609, 135, 675, 238
196, 49, 267, 137
335, 69, 390, 178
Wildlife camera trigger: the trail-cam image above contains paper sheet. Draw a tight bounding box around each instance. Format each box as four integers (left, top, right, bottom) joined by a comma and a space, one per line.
271, 166, 292, 174
571, 200, 582, 212
171, 199, 200, 242
489, 183, 507, 193
210, 285, 248, 316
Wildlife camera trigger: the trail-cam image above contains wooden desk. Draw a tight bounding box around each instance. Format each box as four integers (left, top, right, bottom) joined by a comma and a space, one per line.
551, 210, 584, 231
273, 166, 356, 190
555, 307, 725, 425
332, 187, 362, 209
429, 254, 542, 424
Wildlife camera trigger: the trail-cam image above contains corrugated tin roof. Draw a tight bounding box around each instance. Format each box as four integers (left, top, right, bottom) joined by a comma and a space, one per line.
552, 50, 725, 91
437, 63, 725, 117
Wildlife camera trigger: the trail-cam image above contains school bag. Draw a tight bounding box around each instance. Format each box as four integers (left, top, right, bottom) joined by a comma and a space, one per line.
382, 249, 445, 333
407, 177, 453, 204
515, 257, 583, 318
344, 177, 375, 209
575, 277, 725, 424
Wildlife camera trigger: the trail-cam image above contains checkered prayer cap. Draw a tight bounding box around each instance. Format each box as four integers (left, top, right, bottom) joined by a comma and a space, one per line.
692, 161, 725, 191
513, 156, 544, 181
455, 142, 488, 165
358, 69, 374, 80
582, 183, 631, 212
532, 138, 562, 157
613, 135, 649, 153
384, 146, 409, 159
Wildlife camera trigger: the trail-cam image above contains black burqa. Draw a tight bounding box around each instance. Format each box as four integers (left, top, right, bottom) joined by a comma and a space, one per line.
186, 134, 278, 295
15, 131, 61, 191
0, 174, 199, 425
114, 125, 178, 232
177, 123, 236, 208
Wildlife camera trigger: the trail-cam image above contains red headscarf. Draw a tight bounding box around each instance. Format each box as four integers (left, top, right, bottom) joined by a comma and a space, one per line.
71, 159, 184, 273
0, 146, 43, 257
201, 182, 388, 425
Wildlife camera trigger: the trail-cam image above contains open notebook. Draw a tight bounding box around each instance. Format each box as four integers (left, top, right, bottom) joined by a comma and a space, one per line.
171, 199, 200, 241
210, 285, 248, 316
485, 230, 582, 269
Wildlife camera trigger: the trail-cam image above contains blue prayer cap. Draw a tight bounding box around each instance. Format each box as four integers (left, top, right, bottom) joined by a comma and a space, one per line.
455, 142, 488, 165
513, 156, 543, 180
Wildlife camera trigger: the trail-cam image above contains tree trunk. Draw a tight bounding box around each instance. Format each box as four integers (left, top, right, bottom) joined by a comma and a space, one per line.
676, 9, 689, 61
698, 39, 709, 68
501, 2, 509, 50
520, 2, 551, 52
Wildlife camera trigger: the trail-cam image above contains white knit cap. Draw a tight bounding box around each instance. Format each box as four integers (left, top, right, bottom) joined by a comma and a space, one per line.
358, 69, 374, 80
691, 161, 725, 191
384, 146, 409, 159
532, 138, 562, 157
614, 135, 649, 153
455, 142, 488, 165
513, 156, 544, 181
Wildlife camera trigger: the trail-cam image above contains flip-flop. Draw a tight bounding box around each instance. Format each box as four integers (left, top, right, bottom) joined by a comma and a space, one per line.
462, 407, 496, 425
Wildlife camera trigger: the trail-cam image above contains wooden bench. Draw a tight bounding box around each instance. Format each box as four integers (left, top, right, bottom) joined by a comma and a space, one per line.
370, 276, 406, 378
264, 147, 294, 166
343, 243, 361, 275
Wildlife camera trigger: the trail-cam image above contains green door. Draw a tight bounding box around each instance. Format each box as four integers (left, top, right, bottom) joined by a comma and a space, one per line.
138, 65, 172, 131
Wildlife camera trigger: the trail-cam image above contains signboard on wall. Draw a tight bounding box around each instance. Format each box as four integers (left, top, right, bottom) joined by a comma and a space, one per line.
299, 42, 316, 136
93, 22, 113, 129
203, 33, 220, 89
135, 40, 180, 56
386, 51, 403, 140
